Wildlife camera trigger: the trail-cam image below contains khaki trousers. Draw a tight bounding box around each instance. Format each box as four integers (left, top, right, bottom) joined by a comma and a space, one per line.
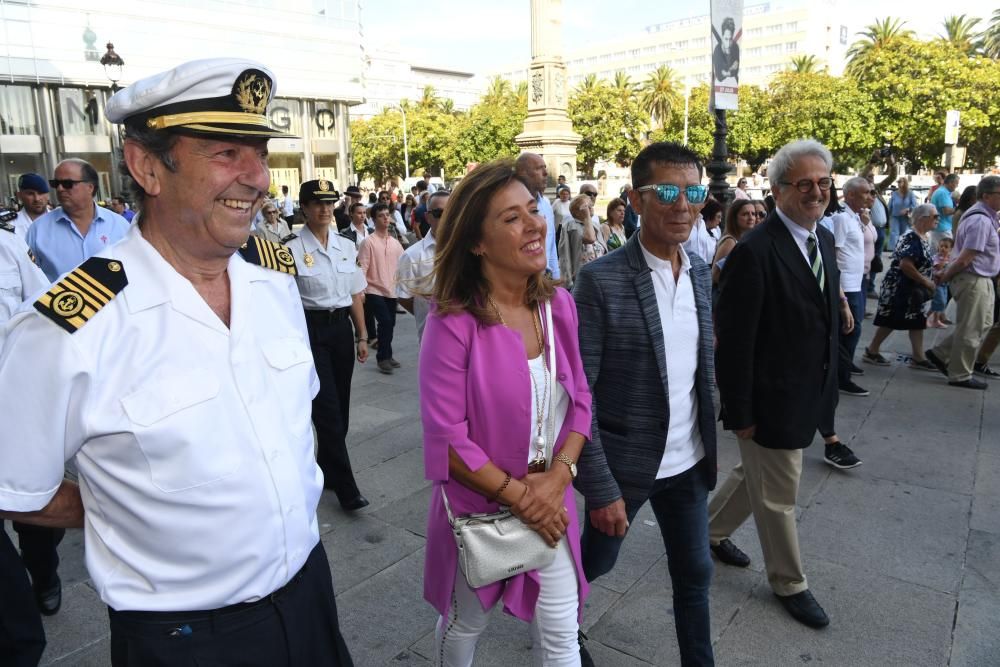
932, 272, 995, 382
707, 437, 807, 596
976, 277, 1000, 364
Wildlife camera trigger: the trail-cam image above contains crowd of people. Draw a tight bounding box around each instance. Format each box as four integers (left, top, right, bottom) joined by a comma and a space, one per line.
1, 56, 999, 667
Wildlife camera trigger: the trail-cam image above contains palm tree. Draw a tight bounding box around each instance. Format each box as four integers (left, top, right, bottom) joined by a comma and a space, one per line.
575, 73, 601, 96
640, 65, 681, 129
418, 85, 441, 110
612, 71, 637, 103
985, 8, 1000, 58
514, 81, 529, 107
483, 76, 513, 104
789, 55, 819, 73
846, 17, 914, 78
439, 98, 456, 115
938, 14, 983, 55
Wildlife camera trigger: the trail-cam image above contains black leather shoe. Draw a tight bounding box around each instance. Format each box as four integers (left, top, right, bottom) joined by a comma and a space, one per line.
925, 349, 949, 377
35, 575, 62, 616
949, 377, 988, 390
340, 495, 370, 511
578, 630, 595, 667
775, 590, 829, 628
710, 539, 751, 567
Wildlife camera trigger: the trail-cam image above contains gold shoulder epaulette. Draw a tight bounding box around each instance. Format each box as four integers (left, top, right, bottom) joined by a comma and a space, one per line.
239, 236, 297, 275
35, 257, 127, 333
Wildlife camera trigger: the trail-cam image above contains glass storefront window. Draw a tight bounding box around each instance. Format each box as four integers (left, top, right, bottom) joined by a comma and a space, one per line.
0, 85, 39, 135
267, 98, 302, 136
57, 88, 106, 136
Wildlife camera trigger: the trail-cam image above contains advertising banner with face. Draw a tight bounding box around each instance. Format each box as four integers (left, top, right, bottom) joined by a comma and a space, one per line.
710, 0, 743, 111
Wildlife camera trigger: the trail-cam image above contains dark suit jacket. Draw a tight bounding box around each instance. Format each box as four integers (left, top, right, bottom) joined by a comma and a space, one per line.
715, 213, 840, 450
573, 235, 718, 512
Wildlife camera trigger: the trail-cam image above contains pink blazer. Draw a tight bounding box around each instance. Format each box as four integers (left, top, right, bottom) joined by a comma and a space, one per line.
419, 287, 592, 622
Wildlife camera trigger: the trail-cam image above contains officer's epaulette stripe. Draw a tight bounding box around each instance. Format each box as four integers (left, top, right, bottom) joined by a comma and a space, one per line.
34, 257, 127, 333
337, 232, 354, 242
0, 220, 14, 234
239, 236, 297, 276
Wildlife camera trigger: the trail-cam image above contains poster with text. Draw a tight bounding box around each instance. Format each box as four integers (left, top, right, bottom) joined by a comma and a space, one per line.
710, 0, 743, 111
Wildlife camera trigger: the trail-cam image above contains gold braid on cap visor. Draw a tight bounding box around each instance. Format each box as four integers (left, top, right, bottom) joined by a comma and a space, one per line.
145, 111, 271, 130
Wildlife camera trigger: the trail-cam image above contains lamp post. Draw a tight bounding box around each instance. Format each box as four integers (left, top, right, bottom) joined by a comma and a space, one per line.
100, 42, 124, 92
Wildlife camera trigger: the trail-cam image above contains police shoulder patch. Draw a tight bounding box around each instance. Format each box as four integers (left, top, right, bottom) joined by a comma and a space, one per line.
34, 257, 127, 333
279, 232, 298, 244
239, 236, 297, 275
0, 220, 14, 234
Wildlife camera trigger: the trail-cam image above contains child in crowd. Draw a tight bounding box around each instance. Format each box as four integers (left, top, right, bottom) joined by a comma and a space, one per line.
928, 237, 954, 328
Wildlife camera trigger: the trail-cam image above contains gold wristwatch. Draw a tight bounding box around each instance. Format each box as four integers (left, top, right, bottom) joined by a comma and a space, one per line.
555, 452, 577, 478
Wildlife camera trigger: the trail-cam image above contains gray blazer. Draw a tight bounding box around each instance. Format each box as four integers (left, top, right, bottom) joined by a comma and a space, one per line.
572, 234, 718, 512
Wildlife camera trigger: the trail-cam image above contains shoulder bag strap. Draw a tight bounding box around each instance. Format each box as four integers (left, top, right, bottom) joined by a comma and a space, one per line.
544, 300, 556, 465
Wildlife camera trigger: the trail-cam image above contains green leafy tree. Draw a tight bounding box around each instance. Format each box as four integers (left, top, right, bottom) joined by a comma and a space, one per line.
568, 78, 647, 174
846, 17, 914, 80
789, 55, 820, 73
612, 71, 637, 104
418, 85, 441, 110
937, 14, 983, 56
454, 85, 527, 166
728, 85, 777, 172
640, 65, 682, 129
984, 8, 1000, 58
483, 76, 513, 103
350, 112, 407, 186
651, 83, 713, 160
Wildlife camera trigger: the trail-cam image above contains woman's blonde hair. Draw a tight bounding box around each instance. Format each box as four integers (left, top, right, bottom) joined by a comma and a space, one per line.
430, 158, 556, 324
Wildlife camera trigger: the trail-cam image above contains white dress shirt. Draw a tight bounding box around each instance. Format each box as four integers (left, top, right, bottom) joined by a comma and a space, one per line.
13, 208, 38, 240
682, 215, 719, 265
286, 226, 366, 310
0, 224, 322, 611
395, 230, 435, 341
776, 207, 819, 267
537, 194, 560, 278
0, 228, 50, 323
638, 240, 705, 479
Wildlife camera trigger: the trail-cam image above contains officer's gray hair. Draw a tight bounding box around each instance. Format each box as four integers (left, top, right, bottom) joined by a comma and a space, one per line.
119, 125, 180, 209
769, 140, 833, 194
842, 176, 870, 196
911, 203, 936, 223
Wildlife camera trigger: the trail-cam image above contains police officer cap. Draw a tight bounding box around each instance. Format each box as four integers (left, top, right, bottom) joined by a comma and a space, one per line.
299, 179, 341, 205
105, 58, 293, 139
17, 173, 49, 194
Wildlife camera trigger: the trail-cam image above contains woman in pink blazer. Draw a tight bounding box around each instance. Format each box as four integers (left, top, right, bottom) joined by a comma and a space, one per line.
419, 159, 592, 666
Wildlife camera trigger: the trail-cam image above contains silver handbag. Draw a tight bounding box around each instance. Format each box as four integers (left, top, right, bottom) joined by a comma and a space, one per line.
441, 301, 559, 589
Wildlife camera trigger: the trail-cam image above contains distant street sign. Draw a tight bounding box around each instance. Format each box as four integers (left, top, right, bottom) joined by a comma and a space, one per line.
945, 110, 960, 145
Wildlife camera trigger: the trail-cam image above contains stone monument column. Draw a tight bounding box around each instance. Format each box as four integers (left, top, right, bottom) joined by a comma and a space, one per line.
515, 0, 581, 186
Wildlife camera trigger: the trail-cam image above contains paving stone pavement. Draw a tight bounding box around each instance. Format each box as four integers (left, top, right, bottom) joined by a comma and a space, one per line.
10, 297, 1000, 666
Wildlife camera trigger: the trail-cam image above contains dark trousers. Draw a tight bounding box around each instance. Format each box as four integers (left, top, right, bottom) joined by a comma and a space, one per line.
12, 522, 64, 590
581, 466, 714, 667
366, 294, 397, 363
869, 225, 885, 291
362, 299, 377, 343
0, 529, 46, 667
109, 542, 353, 667
305, 309, 360, 504
838, 287, 866, 386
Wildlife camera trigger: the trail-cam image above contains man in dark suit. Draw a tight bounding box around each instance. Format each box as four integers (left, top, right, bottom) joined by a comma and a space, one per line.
574, 142, 718, 666
709, 139, 857, 629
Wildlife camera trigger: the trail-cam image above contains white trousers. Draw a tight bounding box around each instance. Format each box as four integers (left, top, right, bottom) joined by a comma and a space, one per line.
435, 540, 580, 667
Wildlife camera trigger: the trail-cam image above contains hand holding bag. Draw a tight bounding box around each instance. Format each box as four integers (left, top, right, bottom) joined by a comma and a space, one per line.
442, 301, 559, 589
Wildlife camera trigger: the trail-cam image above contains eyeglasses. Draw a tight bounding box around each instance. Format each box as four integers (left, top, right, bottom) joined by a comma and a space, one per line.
582, 191, 598, 198
754, 211, 767, 218
778, 178, 833, 193
868, 189, 878, 196
428, 208, 445, 218
48, 179, 88, 190
635, 183, 709, 205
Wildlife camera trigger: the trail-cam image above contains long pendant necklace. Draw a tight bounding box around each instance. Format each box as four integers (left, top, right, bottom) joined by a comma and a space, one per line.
488, 295, 549, 473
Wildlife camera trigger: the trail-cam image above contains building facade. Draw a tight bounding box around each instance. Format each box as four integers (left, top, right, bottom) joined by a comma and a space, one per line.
352, 46, 477, 119
0, 0, 365, 205
493, 1, 853, 92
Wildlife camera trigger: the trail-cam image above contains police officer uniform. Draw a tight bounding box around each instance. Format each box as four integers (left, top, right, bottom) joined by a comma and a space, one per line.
0, 60, 354, 666
285, 180, 370, 510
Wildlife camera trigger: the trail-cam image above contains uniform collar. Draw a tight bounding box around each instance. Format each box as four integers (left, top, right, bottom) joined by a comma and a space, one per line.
301, 225, 343, 255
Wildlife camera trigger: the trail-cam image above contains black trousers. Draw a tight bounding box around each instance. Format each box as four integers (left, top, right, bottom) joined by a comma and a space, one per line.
12, 522, 63, 590
362, 299, 377, 343
305, 309, 361, 504
0, 528, 46, 667
109, 542, 353, 667
366, 295, 397, 362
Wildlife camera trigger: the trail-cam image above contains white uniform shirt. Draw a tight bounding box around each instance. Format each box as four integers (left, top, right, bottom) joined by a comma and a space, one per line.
13, 208, 38, 240
395, 231, 435, 341
0, 224, 322, 611
0, 228, 50, 322
285, 226, 366, 310
281, 194, 294, 217
831, 207, 866, 293
638, 241, 705, 479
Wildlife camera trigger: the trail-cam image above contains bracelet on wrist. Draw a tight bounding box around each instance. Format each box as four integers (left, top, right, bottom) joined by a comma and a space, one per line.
355, 336, 368, 343
490, 472, 512, 502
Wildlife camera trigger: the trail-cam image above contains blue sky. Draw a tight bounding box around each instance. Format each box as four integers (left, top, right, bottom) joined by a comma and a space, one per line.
371, 0, 993, 74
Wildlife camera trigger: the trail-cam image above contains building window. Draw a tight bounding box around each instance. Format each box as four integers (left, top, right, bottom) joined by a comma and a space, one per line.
786, 42, 798, 52
0, 85, 38, 135
786, 22, 798, 32
56, 88, 105, 136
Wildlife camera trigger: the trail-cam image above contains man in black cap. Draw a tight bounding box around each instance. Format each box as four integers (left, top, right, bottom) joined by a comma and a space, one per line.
0, 58, 355, 666
13, 173, 50, 239
335, 185, 362, 231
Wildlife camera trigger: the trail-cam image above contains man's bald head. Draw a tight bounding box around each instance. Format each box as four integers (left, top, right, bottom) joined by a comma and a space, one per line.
514, 152, 548, 195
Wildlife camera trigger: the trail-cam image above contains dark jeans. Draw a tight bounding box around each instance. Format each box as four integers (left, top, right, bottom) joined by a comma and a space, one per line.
109, 543, 353, 667
305, 309, 360, 504
838, 287, 866, 386
581, 465, 714, 667
869, 225, 885, 291
0, 528, 45, 667
366, 295, 397, 363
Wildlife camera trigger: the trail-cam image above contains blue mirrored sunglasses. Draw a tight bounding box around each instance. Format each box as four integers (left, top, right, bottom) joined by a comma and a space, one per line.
635, 183, 709, 205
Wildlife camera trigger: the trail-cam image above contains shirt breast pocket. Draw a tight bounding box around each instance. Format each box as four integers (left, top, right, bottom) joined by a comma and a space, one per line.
120, 369, 241, 492
336, 259, 357, 274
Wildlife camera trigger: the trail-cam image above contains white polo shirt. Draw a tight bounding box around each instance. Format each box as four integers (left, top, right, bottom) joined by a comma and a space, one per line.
638, 240, 705, 479
831, 207, 866, 293
395, 230, 435, 341
0, 224, 323, 611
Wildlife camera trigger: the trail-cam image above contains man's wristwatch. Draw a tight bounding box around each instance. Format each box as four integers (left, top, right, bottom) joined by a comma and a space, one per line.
555, 452, 577, 478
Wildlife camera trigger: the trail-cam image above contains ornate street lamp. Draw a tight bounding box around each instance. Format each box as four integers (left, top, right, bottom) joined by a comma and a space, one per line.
100, 43, 124, 92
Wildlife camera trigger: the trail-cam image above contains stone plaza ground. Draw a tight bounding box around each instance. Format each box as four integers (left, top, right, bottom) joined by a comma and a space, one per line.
11, 300, 1000, 666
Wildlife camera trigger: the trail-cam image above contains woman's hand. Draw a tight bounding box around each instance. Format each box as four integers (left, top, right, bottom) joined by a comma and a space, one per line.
512, 471, 571, 547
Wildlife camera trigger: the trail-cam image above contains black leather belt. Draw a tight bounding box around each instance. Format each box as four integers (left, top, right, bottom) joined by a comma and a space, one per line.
304, 307, 351, 323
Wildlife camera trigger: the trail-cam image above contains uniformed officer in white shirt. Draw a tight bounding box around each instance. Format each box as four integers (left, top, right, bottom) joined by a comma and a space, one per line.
285, 179, 370, 511
12, 173, 50, 240
0, 59, 355, 666
396, 189, 448, 342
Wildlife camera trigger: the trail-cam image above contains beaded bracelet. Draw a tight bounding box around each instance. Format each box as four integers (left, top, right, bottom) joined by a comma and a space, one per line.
491, 472, 512, 502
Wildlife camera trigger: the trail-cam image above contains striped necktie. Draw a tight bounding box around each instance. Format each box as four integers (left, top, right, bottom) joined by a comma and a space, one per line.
807, 232, 825, 292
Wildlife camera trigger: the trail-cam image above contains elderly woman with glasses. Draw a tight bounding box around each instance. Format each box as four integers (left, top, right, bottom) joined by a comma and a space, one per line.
253, 202, 292, 243
862, 204, 939, 370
